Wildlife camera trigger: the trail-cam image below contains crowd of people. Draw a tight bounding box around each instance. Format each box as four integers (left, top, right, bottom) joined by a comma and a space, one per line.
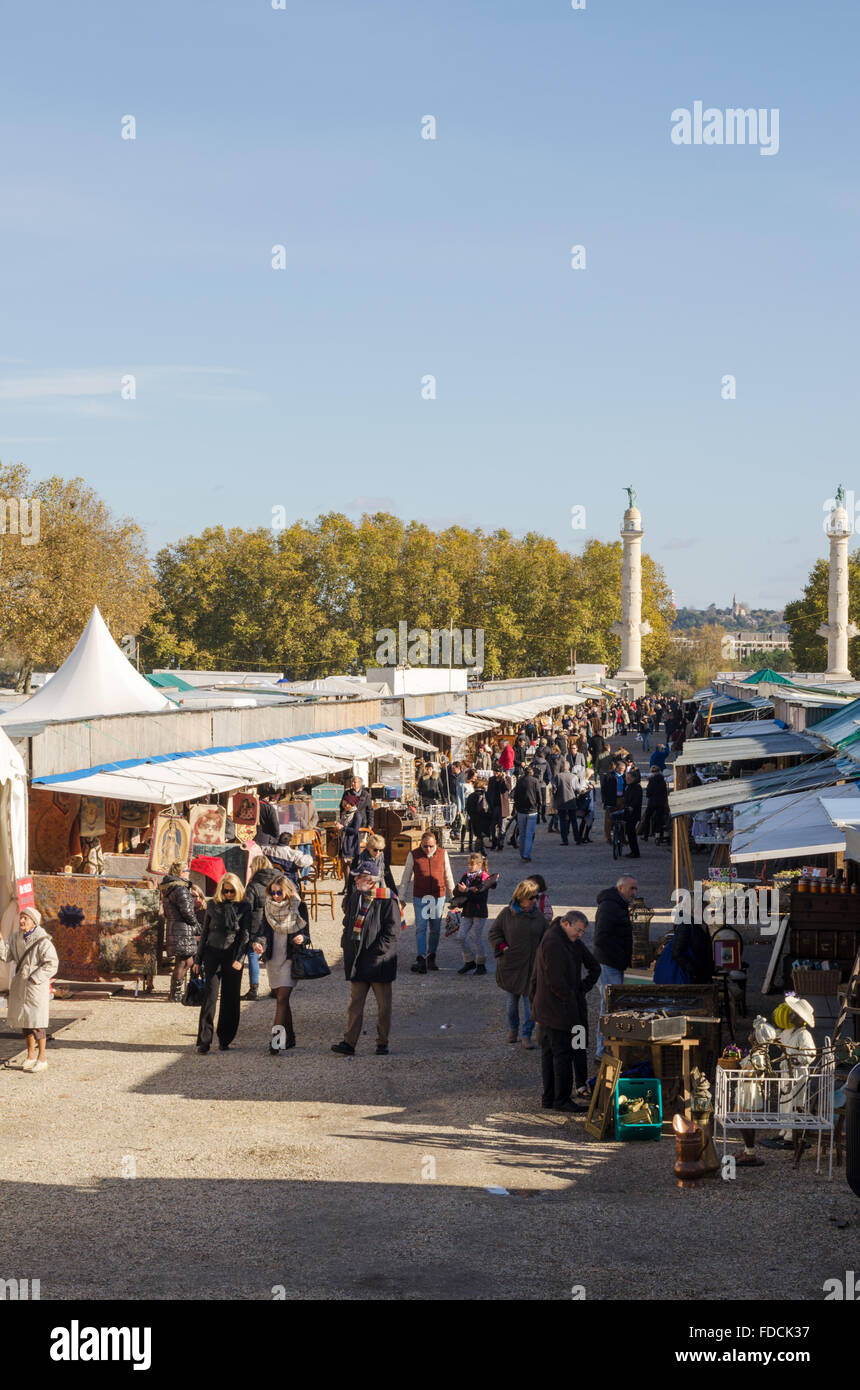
134, 693, 691, 1115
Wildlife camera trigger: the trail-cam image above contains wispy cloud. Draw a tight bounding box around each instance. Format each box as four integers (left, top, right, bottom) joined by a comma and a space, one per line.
0, 366, 265, 408
346, 496, 397, 514
662, 537, 696, 551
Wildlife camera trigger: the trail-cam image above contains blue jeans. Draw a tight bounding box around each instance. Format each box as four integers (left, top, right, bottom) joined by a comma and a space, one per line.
455, 784, 467, 813
506, 991, 533, 1039
595, 965, 625, 1057
246, 949, 260, 987
414, 896, 446, 958
517, 812, 538, 859
642, 731, 652, 751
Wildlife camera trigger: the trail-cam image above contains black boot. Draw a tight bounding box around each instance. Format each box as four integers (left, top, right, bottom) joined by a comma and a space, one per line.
458, 960, 476, 975
426, 953, 439, 971
411, 956, 427, 974
242, 985, 259, 1001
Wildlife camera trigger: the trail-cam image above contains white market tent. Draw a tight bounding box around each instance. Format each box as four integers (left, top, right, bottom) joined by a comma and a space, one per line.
28, 722, 425, 806
0, 727, 30, 988
0, 607, 171, 731
406, 711, 499, 741
729, 782, 860, 864
470, 693, 585, 722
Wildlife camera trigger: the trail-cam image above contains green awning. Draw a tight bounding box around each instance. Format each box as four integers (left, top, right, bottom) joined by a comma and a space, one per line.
145, 672, 195, 691
741, 667, 792, 685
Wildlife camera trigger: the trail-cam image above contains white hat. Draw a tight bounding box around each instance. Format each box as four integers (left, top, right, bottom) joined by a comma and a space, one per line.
784, 993, 815, 1028
19, 906, 41, 929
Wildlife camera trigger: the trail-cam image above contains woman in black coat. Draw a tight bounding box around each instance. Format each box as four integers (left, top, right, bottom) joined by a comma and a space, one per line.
332, 871, 400, 1056
255, 875, 311, 1051
531, 912, 600, 1105
243, 857, 282, 1000
193, 874, 252, 1053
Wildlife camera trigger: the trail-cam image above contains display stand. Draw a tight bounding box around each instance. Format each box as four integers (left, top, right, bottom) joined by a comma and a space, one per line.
714, 1041, 836, 1177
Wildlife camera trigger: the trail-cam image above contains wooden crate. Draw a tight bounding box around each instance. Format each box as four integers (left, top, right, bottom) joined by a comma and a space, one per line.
605, 982, 721, 1078
390, 830, 425, 866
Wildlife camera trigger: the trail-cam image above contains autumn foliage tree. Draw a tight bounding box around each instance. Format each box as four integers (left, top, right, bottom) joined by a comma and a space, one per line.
0, 462, 156, 691
141, 513, 676, 680
784, 551, 860, 677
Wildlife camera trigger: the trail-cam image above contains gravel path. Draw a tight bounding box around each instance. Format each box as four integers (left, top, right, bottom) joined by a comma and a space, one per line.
1, 741, 856, 1300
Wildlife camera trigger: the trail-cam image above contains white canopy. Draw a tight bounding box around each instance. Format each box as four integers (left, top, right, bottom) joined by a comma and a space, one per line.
407, 712, 498, 739
1, 607, 170, 730
27, 722, 410, 805
708, 719, 787, 738
470, 693, 585, 721
730, 782, 860, 863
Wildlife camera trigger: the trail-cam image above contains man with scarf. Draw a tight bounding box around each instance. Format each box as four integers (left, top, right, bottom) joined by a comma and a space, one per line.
331, 871, 402, 1056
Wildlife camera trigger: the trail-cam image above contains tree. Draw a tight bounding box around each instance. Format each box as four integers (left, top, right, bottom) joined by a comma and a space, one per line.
784, 550, 860, 676
139, 511, 677, 681
0, 463, 156, 691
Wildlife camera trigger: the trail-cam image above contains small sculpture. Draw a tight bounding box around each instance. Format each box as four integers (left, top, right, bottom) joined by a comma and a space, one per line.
836, 483, 846, 508
624, 485, 637, 510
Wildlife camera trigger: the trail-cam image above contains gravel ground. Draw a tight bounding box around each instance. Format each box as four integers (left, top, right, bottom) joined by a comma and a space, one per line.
1, 738, 856, 1300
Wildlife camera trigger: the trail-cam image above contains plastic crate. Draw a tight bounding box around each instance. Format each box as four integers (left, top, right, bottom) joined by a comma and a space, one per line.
613, 1077, 663, 1141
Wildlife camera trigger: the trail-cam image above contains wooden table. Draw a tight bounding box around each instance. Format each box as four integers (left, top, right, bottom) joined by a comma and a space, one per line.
603, 1037, 700, 1121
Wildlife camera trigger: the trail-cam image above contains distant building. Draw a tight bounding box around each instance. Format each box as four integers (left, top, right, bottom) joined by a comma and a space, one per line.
731, 594, 749, 620
720, 630, 792, 663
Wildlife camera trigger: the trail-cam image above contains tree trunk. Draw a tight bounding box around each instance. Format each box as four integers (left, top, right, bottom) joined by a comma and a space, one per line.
15, 658, 33, 694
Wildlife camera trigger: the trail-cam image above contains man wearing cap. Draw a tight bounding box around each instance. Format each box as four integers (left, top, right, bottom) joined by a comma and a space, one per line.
0, 906, 59, 1072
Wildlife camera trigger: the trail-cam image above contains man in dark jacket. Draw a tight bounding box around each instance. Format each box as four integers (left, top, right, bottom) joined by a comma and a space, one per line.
512, 765, 541, 861
531, 749, 550, 823
256, 791, 282, 846
640, 768, 669, 843
332, 872, 399, 1056
532, 911, 600, 1112
594, 875, 637, 1057
623, 769, 643, 858
554, 766, 583, 846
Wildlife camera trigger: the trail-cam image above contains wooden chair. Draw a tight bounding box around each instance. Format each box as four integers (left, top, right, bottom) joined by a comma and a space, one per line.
303, 865, 335, 922
312, 829, 342, 881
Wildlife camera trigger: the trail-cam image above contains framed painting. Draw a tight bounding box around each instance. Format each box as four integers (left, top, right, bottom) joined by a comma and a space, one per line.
148, 814, 191, 875
584, 1055, 623, 1141
98, 884, 159, 976
188, 803, 227, 846
79, 796, 106, 837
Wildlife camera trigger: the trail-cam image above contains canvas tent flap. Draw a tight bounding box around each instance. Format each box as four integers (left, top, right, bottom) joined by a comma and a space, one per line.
707, 719, 787, 738
669, 754, 859, 817
470, 693, 583, 721
407, 712, 498, 738
1, 607, 171, 729
804, 697, 860, 747
729, 783, 860, 863
675, 732, 818, 767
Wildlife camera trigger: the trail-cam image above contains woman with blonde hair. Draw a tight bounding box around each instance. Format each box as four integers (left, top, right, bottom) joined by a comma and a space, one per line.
193, 873, 251, 1053
487, 878, 548, 1049
242, 854, 281, 1000
253, 874, 310, 1052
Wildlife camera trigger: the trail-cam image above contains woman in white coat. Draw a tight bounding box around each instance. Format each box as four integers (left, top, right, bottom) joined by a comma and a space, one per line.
0, 906, 59, 1072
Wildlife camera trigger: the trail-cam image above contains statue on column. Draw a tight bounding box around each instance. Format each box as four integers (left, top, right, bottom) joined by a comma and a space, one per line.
624, 485, 637, 510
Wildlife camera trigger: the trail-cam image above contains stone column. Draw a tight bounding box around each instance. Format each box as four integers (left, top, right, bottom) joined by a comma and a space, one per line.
612, 501, 652, 694
817, 495, 857, 680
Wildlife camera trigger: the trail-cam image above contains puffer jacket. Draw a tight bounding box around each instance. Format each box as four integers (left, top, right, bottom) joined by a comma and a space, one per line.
161, 875, 202, 958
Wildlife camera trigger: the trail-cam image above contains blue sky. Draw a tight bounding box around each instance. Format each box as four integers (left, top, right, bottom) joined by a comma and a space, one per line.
1, 0, 857, 609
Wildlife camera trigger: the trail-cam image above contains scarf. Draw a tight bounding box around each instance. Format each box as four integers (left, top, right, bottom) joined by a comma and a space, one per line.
263, 895, 300, 933
353, 886, 405, 935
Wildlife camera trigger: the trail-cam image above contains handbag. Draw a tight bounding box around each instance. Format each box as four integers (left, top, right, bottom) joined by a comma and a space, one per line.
291, 945, 331, 981
183, 972, 207, 1006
